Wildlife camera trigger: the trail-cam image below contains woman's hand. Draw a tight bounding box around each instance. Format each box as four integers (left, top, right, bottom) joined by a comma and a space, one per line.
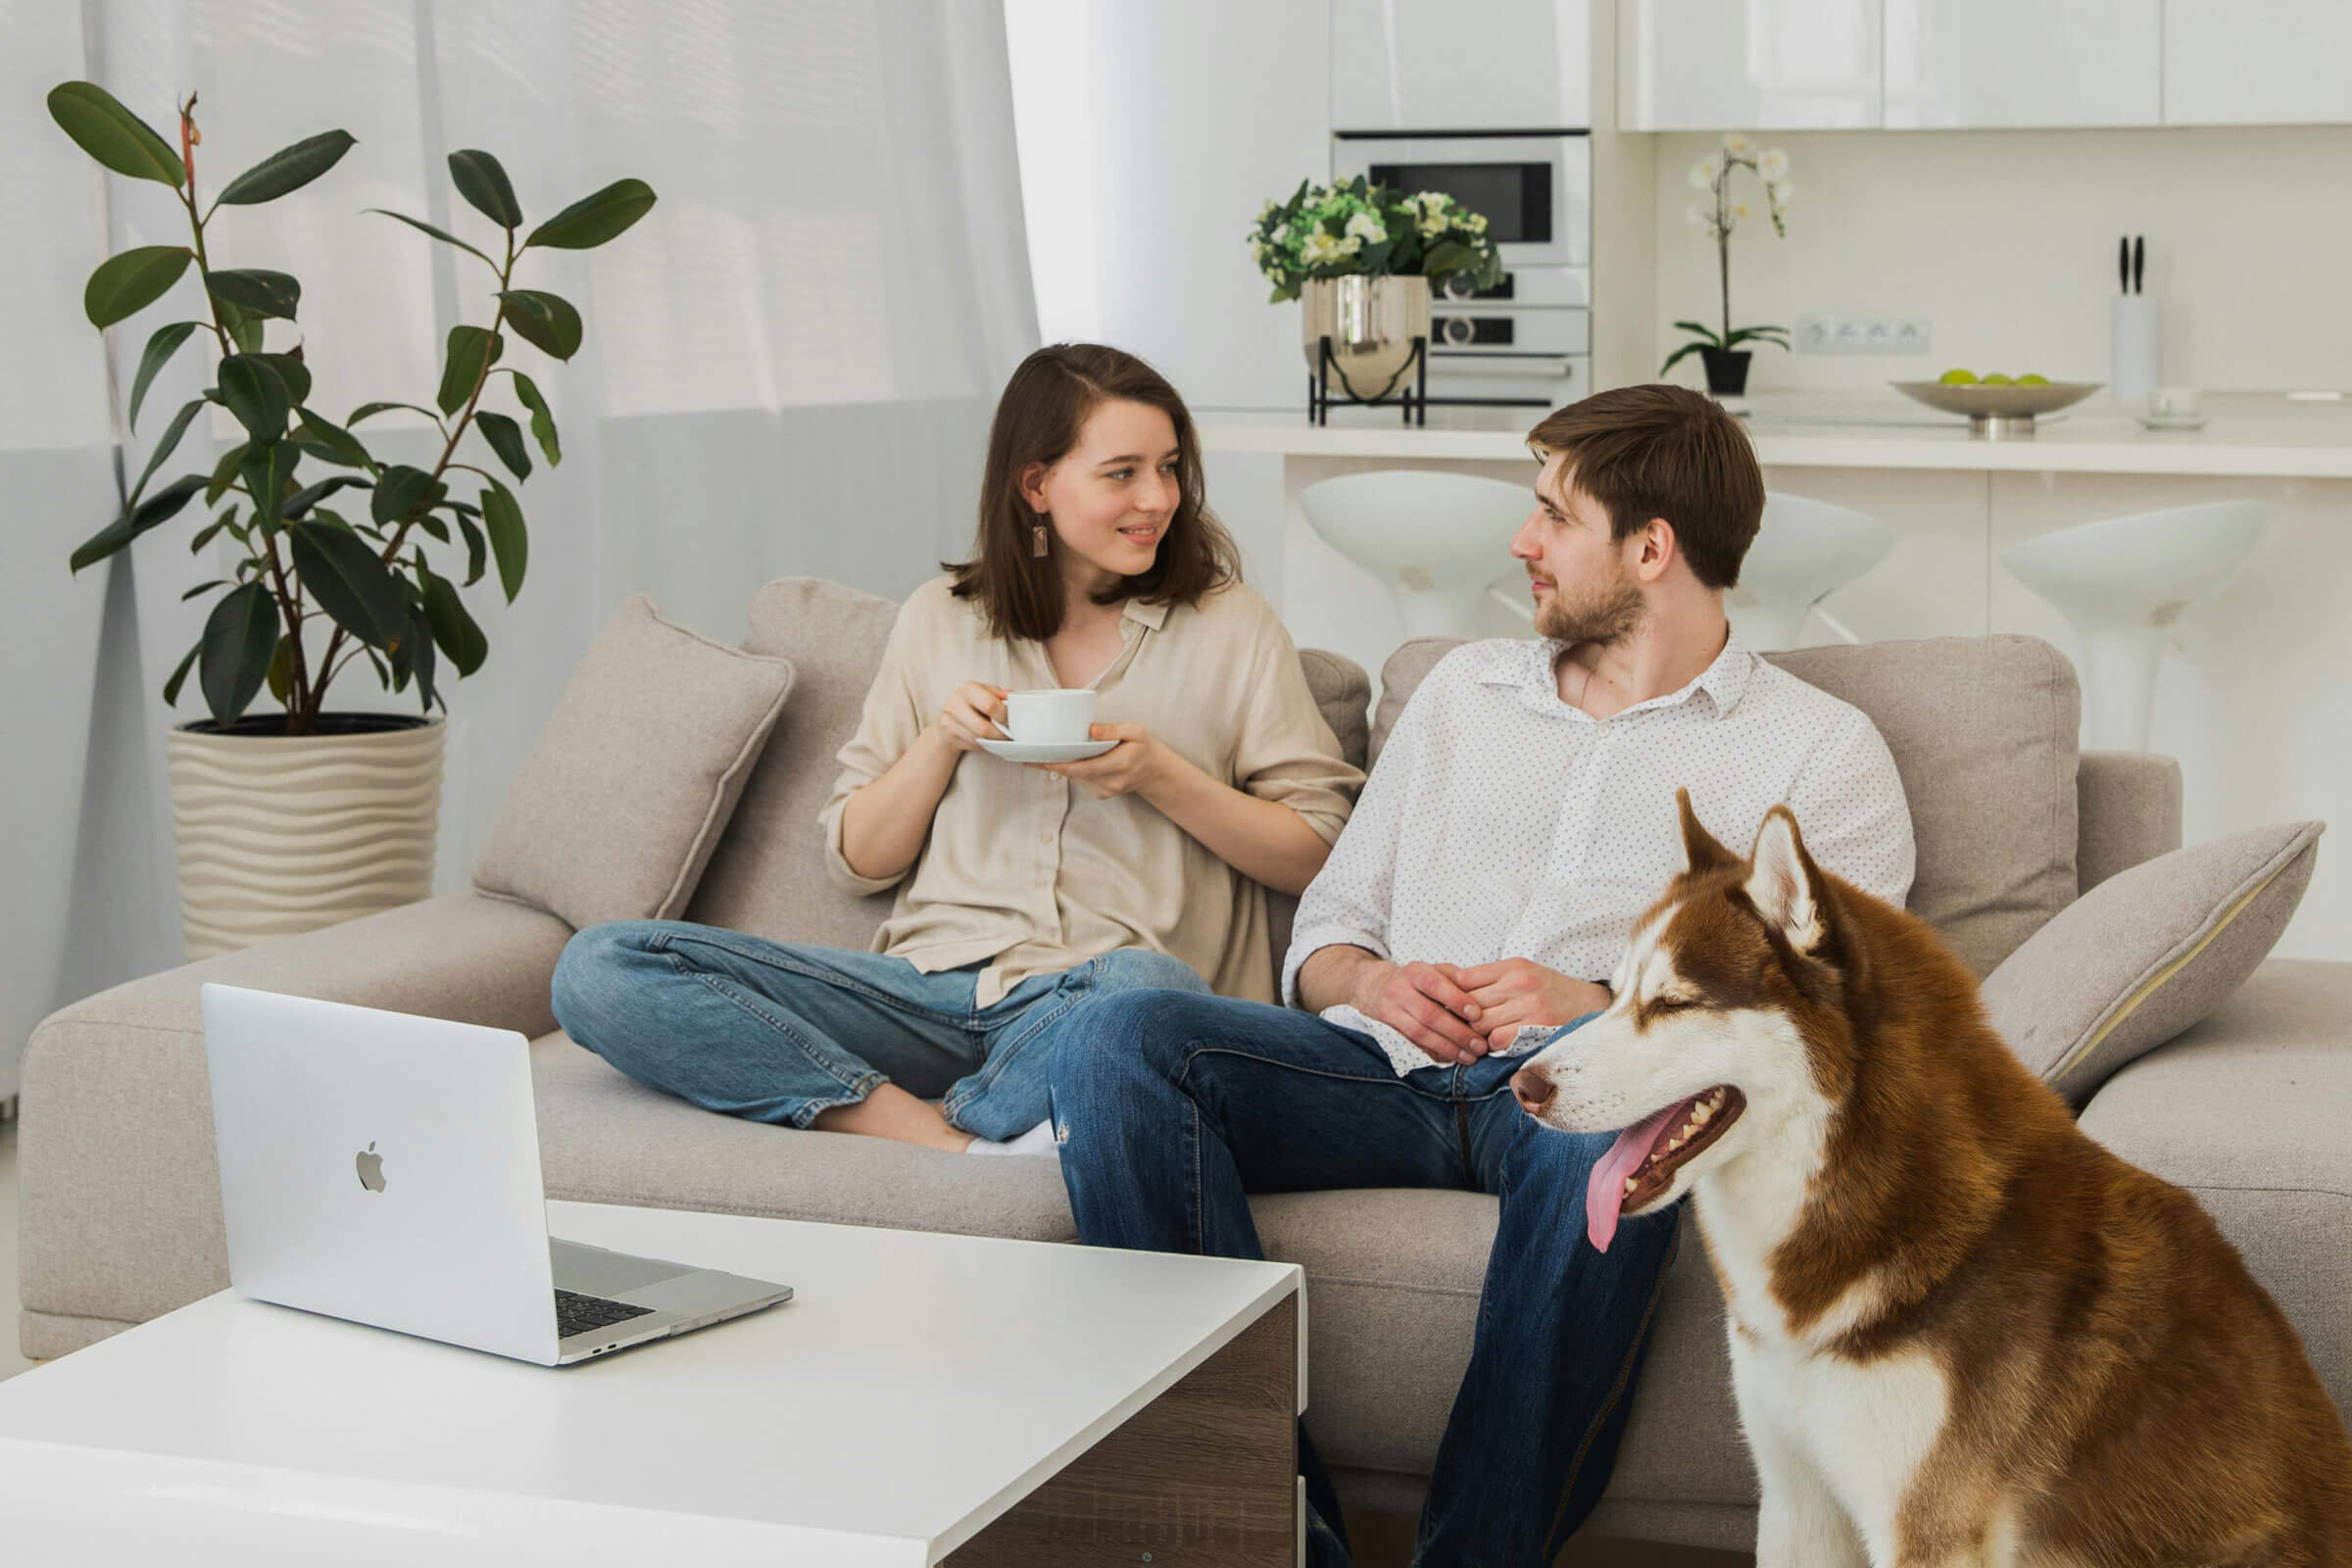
1034, 721, 1169, 800
931, 682, 1010, 754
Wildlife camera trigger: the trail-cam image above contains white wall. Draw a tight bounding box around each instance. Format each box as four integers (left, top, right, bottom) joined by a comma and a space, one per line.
1643, 123, 2352, 393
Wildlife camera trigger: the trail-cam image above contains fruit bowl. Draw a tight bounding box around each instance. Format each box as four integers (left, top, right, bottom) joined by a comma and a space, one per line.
1891, 378, 2102, 440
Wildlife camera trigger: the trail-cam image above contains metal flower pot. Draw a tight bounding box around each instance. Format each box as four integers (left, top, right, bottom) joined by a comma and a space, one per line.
1302, 275, 1432, 402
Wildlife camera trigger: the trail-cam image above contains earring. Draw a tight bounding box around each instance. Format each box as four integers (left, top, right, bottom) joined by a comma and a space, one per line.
1031, 514, 1050, 558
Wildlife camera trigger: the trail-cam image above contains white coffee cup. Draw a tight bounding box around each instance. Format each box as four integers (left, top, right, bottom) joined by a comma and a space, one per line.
2148, 385, 2201, 418
1003, 689, 1097, 744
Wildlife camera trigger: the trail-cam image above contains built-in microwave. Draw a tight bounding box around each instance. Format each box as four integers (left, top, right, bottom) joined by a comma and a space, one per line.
1330, 131, 1591, 271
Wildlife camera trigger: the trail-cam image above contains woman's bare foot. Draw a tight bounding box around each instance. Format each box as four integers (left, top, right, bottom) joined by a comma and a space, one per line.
811, 1082, 974, 1152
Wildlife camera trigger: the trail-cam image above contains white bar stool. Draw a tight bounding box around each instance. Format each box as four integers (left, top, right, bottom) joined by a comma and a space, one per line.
1728, 493, 1896, 652
1298, 470, 1534, 640
1999, 499, 2264, 752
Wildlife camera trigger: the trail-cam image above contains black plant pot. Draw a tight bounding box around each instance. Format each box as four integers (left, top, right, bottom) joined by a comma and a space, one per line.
1700, 348, 1752, 396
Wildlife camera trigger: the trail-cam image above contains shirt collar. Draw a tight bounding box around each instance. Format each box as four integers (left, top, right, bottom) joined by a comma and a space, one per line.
1121, 598, 1169, 631
1478, 624, 1754, 719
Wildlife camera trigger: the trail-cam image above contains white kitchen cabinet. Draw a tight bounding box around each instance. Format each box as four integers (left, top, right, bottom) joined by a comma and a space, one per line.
1884, 0, 2159, 128
1617, 0, 1882, 130
2163, 0, 2352, 124
1331, 0, 1591, 130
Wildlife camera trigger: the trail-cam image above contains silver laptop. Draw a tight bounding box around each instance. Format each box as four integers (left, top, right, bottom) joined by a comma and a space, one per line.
199, 983, 791, 1366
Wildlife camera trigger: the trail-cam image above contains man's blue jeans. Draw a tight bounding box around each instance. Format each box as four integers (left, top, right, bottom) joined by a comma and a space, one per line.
550, 921, 1210, 1141
1048, 990, 1684, 1568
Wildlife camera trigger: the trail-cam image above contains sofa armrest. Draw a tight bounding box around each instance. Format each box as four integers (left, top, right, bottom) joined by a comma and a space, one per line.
20, 893, 573, 1343
2076, 751, 2182, 895
2076, 958, 2352, 1423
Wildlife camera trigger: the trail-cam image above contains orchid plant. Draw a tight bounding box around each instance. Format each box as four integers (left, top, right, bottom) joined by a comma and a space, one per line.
1249, 177, 1503, 303
1662, 132, 1792, 377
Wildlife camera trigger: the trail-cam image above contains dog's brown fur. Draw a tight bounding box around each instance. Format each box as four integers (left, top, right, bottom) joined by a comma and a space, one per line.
1657, 796, 2351, 1565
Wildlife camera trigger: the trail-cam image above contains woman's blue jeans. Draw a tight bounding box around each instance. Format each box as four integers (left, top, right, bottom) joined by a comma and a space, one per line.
550, 921, 1211, 1141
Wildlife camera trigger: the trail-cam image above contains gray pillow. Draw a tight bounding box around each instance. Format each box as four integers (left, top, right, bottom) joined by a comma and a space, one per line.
1982, 821, 2323, 1106
473, 595, 795, 930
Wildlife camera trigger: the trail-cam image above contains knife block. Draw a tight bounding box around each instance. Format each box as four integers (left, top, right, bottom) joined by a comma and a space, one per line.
2110, 295, 2158, 405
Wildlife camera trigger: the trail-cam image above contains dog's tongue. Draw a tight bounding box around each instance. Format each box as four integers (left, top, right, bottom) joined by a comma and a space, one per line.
1586, 1098, 1695, 1253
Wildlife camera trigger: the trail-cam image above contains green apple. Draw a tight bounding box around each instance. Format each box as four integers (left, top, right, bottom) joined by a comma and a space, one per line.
1938, 368, 1979, 385
2016, 372, 2050, 386
1980, 372, 2015, 386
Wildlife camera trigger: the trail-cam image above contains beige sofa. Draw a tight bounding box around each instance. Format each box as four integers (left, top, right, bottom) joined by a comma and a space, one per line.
22, 578, 2348, 1553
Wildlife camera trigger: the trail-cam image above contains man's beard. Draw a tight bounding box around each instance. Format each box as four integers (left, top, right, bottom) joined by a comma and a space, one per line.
1535, 571, 1647, 646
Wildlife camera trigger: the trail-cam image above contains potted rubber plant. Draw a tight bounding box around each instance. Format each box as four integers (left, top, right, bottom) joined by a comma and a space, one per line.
49, 80, 655, 957
1662, 133, 1791, 397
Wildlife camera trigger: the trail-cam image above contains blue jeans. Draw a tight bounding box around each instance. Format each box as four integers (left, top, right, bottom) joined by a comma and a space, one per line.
1048, 992, 1684, 1568
550, 922, 1212, 1141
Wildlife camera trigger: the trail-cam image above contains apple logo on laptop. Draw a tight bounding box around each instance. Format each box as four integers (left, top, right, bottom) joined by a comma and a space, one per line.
356, 1142, 386, 1194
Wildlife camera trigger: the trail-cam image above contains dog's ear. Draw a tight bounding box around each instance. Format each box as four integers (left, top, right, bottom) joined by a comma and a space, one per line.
1677, 788, 1740, 877
1744, 806, 1833, 954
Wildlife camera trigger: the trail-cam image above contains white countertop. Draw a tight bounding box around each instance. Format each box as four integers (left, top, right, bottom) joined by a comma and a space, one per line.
1200, 392, 2352, 477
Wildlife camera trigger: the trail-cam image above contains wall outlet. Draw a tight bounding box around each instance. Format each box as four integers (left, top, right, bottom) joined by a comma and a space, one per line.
1796, 313, 1933, 356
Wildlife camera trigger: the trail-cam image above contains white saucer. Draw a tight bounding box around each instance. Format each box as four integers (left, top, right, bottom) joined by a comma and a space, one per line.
977, 737, 1117, 764
2134, 412, 2211, 430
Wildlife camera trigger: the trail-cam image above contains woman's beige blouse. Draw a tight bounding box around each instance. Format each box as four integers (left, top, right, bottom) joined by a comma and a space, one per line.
817, 574, 1363, 1005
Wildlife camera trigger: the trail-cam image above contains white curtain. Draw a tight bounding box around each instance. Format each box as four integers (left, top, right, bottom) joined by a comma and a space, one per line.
0, 0, 1039, 1099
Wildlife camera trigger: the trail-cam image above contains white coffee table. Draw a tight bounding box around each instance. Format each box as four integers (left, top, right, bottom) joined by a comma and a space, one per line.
0, 1201, 1305, 1564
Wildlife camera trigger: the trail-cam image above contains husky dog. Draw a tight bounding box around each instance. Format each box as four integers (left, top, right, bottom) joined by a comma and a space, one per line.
1510, 791, 2352, 1567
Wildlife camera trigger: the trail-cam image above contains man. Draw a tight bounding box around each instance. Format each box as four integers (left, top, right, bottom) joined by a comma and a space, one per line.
1048, 384, 1915, 1565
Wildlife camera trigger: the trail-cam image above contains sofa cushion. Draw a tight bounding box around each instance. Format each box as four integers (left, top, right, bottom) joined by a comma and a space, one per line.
473, 596, 793, 930
1983, 821, 2322, 1104
1372, 634, 2082, 975
689, 576, 1375, 962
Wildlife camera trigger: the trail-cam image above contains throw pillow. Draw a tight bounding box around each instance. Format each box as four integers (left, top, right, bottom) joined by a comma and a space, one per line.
473, 595, 795, 930
1981, 820, 2323, 1106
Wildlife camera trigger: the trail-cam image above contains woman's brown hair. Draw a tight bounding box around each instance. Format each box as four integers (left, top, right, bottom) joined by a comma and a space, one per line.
946, 343, 1241, 642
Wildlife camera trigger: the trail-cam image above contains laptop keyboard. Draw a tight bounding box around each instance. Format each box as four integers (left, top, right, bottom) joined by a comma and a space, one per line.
555, 1287, 657, 1340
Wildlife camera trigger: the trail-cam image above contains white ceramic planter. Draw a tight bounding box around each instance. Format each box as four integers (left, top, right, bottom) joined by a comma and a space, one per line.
165, 717, 444, 959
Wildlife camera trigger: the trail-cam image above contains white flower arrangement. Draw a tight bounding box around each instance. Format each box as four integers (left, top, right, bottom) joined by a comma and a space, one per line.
1663, 131, 1795, 377
1248, 177, 1503, 303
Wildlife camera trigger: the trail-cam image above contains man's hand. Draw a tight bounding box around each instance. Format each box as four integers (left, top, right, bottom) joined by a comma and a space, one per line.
1350, 959, 1492, 1064
1452, 959, 1613, 1052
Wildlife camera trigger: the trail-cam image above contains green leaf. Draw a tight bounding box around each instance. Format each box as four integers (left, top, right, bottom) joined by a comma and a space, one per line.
419, 564, 487, 676
411, 604, 440, 713
495, 288, 582, 361
370, 464, 447, 526
161, 641, 202, 708
1420, 240, 1475, 276
288, 519, 405, 648
127, 321, 202, 433
180, 579, 228, 600
239, 439, 299, 525
206, 442, 250, 507
219, 298, 265, 354
189, 509, 235, 553
480, 478, 527, 603
215, 128, 356, 206
525, 177, 656, 250
128, 398, 207, 507
473, 410, 531, 480
365, 209, 498, 270
510, 371, 561, 466
1671, 319, 1726, 347
448, 148, 523, 228
436, 325, 503, 416
347, 400, 444, 428
217, 354, 292, 440
207, 269, 301, 320
281, 473, 371, 520
293, 407, 373, 469
251, 351, 312, 408
199, 581, 280, 723
415, 514, 451, 544
265, 634, 295, 705
46, 82, 185, 187
1659, 341, 1710, 376
84, 246, 192, 329
69, 473, 210, 572
455, 511, 487, 586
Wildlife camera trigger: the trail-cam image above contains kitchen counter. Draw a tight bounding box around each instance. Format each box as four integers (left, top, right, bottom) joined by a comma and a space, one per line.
1200, 393, 2352, 478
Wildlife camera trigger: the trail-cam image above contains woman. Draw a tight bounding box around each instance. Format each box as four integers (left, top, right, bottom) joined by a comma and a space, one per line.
552, 345, 1362, 1152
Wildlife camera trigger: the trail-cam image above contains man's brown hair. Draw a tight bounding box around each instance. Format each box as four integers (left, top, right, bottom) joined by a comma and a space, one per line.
947, 343, 1240, 642
1526, 383, 1763, 590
